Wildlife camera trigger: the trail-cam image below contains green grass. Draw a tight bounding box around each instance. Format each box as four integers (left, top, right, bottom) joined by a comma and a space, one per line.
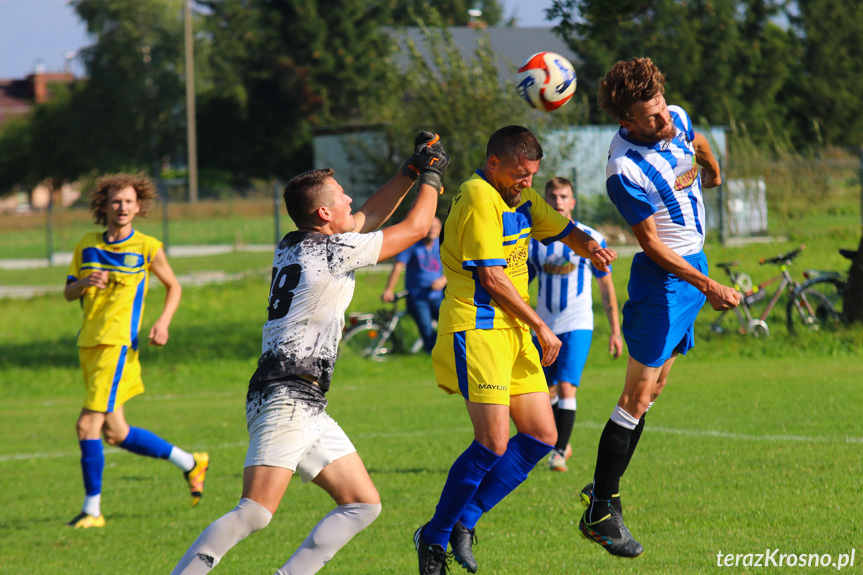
2, 250, 863, 574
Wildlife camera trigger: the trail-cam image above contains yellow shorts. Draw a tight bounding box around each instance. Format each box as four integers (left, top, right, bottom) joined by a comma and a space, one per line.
79, 345, 144, 413
432, 327, 547, 405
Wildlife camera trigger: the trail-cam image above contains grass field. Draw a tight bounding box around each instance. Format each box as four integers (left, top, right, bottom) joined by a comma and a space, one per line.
2, 236, 862, 574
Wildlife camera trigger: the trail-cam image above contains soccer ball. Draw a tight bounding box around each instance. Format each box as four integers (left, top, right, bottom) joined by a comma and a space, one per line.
515, 52, 577, 112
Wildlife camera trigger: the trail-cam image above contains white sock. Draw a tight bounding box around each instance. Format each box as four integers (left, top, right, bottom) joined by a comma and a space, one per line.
276, 503, 382, 575
169, 446, 195, 472
559, 397, 576, 411
610, 404, 639, 430
170, 498, 272, 575
83, 494, 101, 517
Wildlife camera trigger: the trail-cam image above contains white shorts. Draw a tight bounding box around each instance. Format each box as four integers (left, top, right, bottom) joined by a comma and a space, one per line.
244, 388, 356, 483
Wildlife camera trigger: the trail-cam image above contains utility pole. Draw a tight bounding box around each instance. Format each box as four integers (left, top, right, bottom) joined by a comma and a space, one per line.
185, 1, 199, 203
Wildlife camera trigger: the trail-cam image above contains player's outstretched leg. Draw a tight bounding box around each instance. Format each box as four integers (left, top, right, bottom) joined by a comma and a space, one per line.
580, 407, 643, 558
68, 439, 106, 528
185, 452, 210, 507
276, 503, 381, 574
117, 426, 207, 506
171, 498, 272, 574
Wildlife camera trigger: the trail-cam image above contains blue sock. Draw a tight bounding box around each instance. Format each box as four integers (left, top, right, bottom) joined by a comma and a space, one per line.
424, 441, 501, 547
119, 426, 173, 459
459, 433, 553, 529
79, 439, 104, 496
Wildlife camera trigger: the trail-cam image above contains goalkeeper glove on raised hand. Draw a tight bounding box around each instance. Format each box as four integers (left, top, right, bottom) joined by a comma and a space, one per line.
401, 131, 450, 193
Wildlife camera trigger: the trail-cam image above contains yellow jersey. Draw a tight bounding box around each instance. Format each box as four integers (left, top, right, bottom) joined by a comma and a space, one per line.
437, 172, 574, 334
67, 230, 163, 349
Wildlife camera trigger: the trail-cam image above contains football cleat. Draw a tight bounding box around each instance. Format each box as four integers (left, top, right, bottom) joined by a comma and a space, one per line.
580, 482, 622, 518
184, 452, 209, 507
67, 511, 105, 529
579, 507, 644, 558
548, 450, 568, 472
450, 521, 478, 573
414, 524, 452, 575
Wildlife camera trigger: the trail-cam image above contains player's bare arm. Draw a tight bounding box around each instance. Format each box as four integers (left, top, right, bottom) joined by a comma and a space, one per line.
597, 274, 623, 358
475, 265, 561, 366
355, 132, 447, 233
692, 132, 721, 188
378, 183, 439, 262
560, 226, 617, 271
353, 173, 416, 233
631, 217, 740, 311
148, 247, 182, 346
64, 270, 108, 301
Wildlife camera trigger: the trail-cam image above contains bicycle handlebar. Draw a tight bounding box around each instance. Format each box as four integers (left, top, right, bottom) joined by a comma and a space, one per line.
393, 290, 410, 301
760, 244, 805, 266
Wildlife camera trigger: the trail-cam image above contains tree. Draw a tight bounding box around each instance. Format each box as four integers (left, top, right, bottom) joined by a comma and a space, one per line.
790, 0, 863, 147
381, 0, 504, 26
359, 18, 587, 217
195, 0, 395, 181
71, 0, 187, 174
546, 0, 799, 145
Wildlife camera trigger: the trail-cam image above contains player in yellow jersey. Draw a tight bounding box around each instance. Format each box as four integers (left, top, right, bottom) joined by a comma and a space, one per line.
414, 126, 617, 574
64, 174, 207, 529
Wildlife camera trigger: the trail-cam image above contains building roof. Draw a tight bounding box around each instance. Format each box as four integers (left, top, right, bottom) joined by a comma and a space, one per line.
390, 26, 579, 85
0, 80, 33, 128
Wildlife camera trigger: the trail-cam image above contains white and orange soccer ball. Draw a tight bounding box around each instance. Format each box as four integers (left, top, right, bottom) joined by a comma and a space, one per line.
515, 52, 577, 112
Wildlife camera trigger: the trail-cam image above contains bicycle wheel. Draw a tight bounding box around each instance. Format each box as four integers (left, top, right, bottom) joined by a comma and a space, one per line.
786, 280, 843, 334
341, 323, 387, 358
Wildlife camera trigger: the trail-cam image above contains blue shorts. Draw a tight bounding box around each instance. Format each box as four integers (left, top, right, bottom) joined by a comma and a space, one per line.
622, 251, 708, 367
532, 329, 593, 387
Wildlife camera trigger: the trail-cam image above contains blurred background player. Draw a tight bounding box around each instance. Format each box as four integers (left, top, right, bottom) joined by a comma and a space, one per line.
528, 176, 623, 473
381, 216, 447, 353
64, 173, 207, 529
414, 126, 616, 575
579, 57, 740, 558
171, 132, 448, 575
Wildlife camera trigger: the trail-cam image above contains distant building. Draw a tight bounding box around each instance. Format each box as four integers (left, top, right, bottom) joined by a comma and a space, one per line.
0, 71, 76, 129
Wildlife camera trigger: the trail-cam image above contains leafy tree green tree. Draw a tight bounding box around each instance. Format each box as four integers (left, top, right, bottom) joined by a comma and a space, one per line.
71, 0, 187, 174
789, 0, 863, 147
359, 17, 587, 217
546, 0, 799, 148
196, 0, 395, 181
381, 0, 503, 26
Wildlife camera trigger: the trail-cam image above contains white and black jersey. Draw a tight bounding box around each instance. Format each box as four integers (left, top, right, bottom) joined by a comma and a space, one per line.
248, 230, 383, 400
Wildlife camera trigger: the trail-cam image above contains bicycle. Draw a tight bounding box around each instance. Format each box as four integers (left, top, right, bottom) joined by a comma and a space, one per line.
341, 290, 424, 360
710, 246, 819, 337
785, 248, 853, 334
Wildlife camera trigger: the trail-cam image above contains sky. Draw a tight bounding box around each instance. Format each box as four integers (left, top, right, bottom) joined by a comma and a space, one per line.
0, 0, 555, 79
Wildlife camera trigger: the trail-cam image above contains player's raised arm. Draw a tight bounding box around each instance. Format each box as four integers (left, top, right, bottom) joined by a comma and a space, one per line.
377, 135, 449, 262
354, 132, 446, 233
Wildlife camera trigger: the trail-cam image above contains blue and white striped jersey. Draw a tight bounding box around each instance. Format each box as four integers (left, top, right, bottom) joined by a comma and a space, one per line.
529, 222, 610, 334
605, 105, 706, 256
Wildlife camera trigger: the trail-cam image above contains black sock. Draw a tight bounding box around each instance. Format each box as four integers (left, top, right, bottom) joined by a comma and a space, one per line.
554, 408, 575, 453
591, 419, 634, 514
620, 415, 646, 479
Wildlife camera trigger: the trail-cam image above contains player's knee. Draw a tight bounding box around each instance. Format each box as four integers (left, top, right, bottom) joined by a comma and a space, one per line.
102, 428, 125, 445
350, 502, 382, 530
236, 498, 273, 533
